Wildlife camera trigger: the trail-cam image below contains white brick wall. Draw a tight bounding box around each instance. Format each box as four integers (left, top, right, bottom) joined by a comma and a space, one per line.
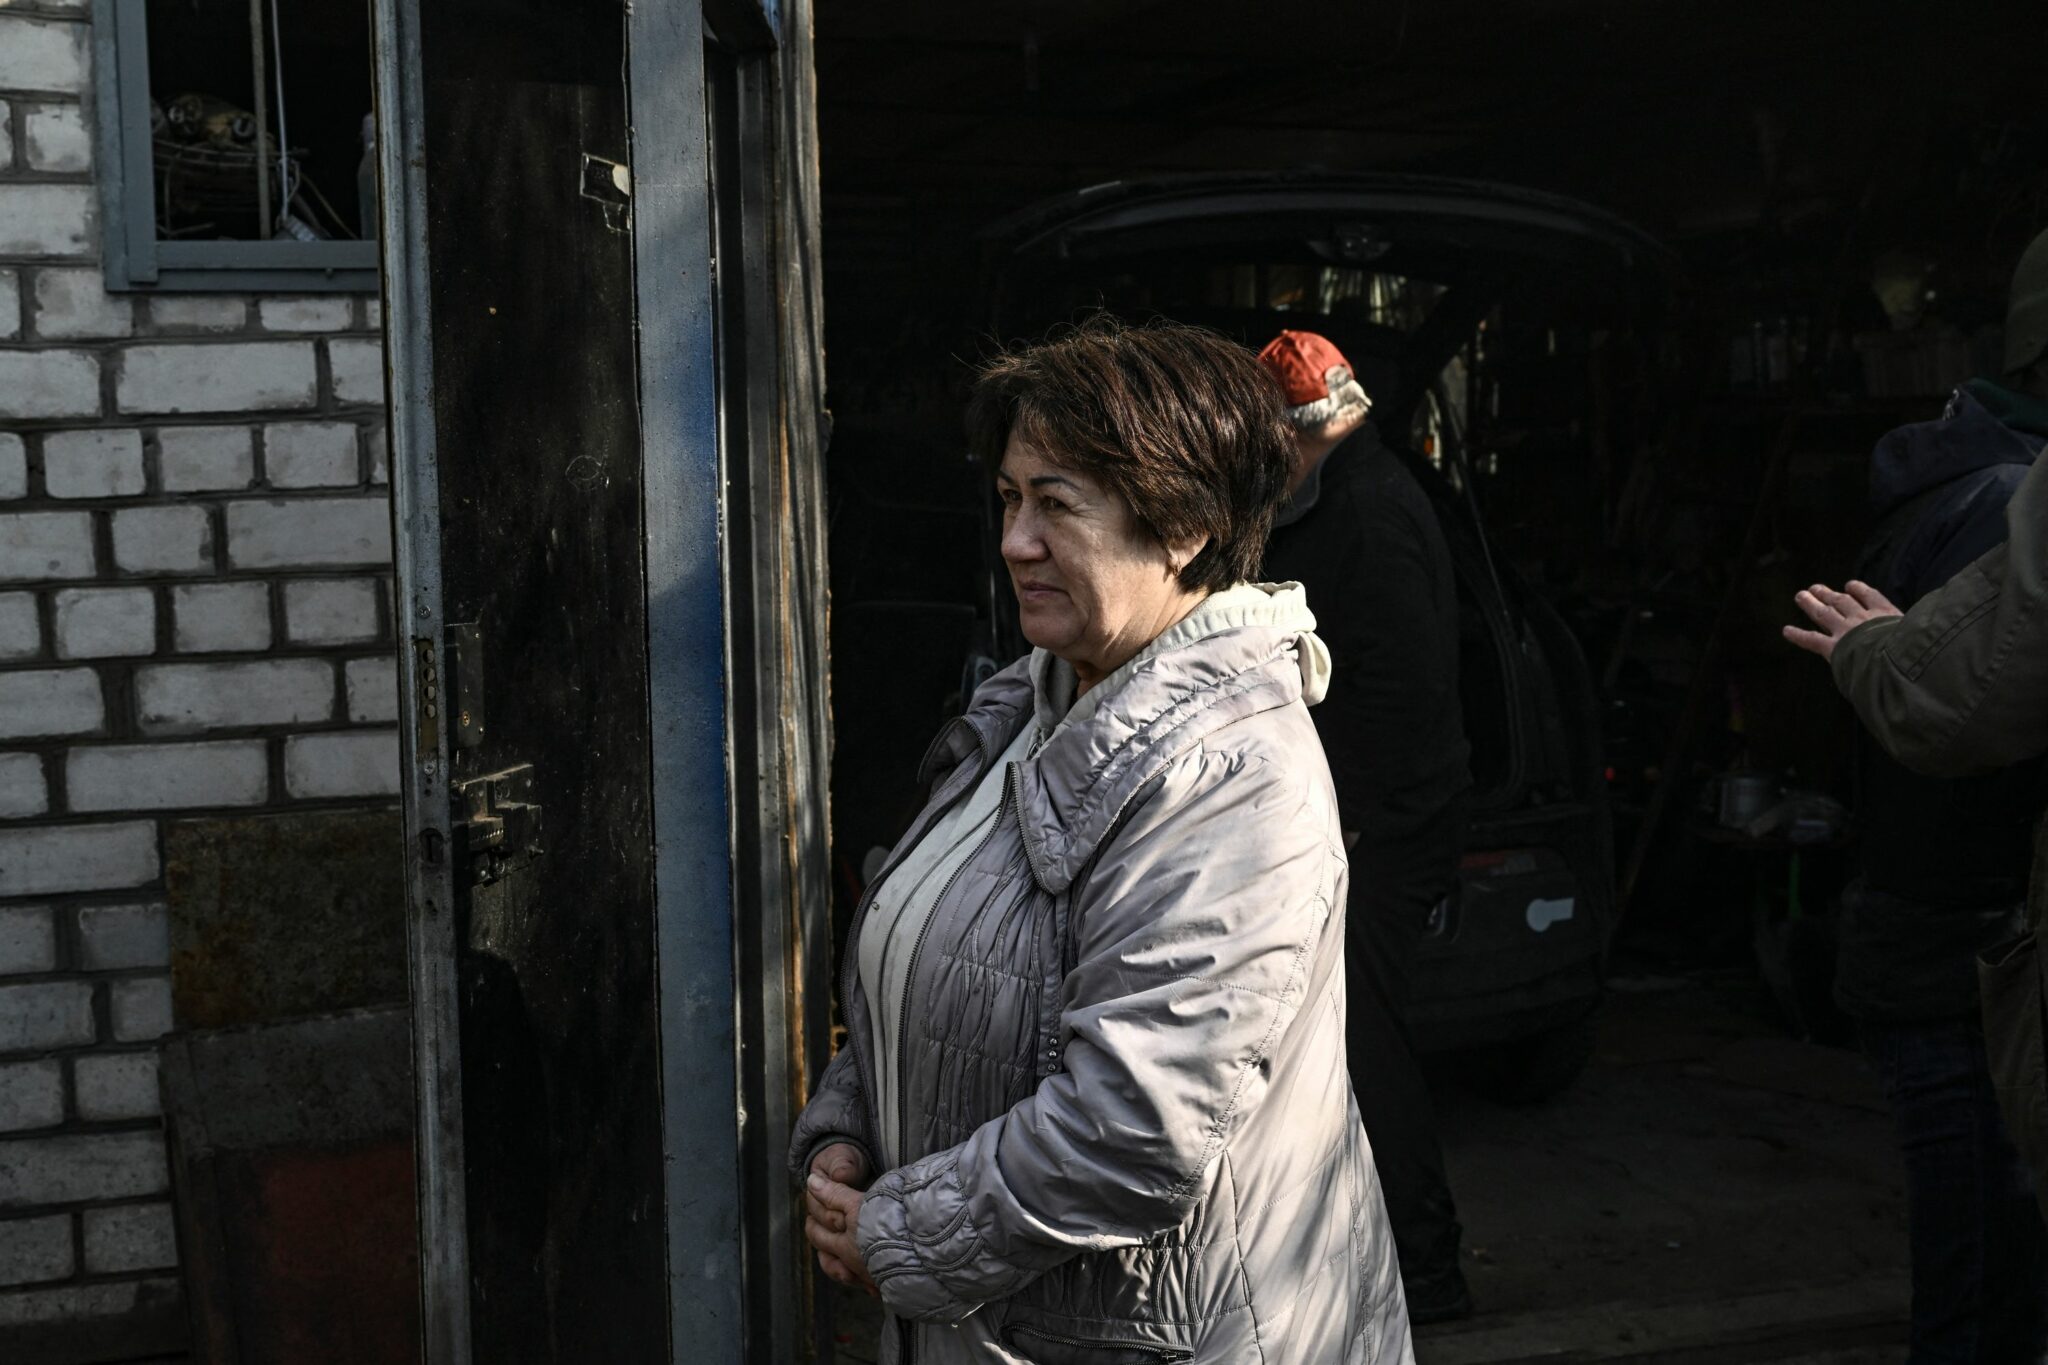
1, 7, 401, 1340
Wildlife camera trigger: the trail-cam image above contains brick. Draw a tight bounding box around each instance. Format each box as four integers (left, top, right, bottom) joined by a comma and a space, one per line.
0, 668, 101, 738
0, 349, 99, 419
171, 580, 270, 653
75, 904, 168, 971
53, 586, 154, 659
69, 741, 269, 811
116, 341, 318, 415
0, 100, 10, 173
44, 428, 146, 499
259, 297, 354, 332
0, 1278, 182, 1332
265, 421, 359, 488
0, 1212, 72, 1285
0, 269, 17, 341
134, 658, 332, 734
0, 1132, 169, 1208
0, 183, 96, 257
0, 512, 93, 580
364, 297, 383, 329
0, 822, 157, 897
74, 1053, 160, 1120
0, 1061, 62, 1132
22, 101, 89, 173
344, 656, 398, 723
0, 753, 47, 819
0, 593, 39, 660
328, 337, 385, 404
150, 295, 247, 333
366, 422, 389, 484
82, 1203, 177, 1273
0, 15, 89, 94
33, 268, 133, 340
158, 425, 254, 492
226, 497, 392, 568
107, 977, 171, 1043
0, 908, 55, 976
0, 981, 93, 1051
112, 504, 214, 575
285, 730, 400, 799
0, 433, 27, 498
285, 578, 380, 645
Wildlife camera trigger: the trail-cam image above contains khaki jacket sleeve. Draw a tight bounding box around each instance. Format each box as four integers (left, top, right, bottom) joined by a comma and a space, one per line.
852, 749, 1339, 1322
1831, 452, 2048, 777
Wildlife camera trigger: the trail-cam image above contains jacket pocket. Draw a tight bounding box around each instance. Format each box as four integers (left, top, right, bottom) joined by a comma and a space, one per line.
1978, 929, 2048, 1192
998, 1322, 1192, 1365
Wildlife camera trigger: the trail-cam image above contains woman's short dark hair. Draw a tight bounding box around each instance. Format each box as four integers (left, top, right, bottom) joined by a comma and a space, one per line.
966, 316, 1295, 593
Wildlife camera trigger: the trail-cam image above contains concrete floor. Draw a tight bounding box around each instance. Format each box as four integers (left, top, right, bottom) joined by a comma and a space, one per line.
822, 971, 1916, 1363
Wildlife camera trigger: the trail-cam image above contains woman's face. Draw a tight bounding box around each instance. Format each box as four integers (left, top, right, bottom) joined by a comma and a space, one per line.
997, 431, 1207, 689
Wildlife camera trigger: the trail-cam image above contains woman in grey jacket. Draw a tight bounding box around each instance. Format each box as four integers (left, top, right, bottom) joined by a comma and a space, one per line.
793, 319, 1414, 1364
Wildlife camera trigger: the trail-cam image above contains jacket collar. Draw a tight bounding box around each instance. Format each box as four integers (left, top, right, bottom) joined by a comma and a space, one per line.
951, 591, 1322, 895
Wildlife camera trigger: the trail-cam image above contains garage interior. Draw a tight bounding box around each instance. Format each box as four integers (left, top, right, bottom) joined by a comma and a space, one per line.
810, 1, 2047, 1358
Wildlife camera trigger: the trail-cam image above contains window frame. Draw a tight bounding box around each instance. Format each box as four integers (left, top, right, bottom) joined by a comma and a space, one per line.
92, 0, 379, 293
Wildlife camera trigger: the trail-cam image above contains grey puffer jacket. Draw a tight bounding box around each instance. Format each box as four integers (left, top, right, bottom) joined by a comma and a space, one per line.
791, 587, 1413, 1364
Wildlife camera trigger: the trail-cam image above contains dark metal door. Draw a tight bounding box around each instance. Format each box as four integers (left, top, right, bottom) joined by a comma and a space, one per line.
369, 1, 833, 1361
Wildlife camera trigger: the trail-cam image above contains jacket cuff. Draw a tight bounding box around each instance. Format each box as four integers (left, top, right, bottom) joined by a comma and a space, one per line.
856, 1158, 983, 1323
791, 1132, 877, 1187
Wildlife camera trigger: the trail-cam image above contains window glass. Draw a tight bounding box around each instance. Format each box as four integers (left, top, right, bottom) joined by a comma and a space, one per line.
144, 0, 375, 242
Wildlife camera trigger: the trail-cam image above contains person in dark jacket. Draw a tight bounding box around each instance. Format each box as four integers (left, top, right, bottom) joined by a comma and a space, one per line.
1257, 329, 1474, 1323
1830, 373, 2048, 1363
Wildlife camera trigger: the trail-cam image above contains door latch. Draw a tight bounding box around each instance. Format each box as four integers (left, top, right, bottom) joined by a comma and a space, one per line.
452, 764, 543, 886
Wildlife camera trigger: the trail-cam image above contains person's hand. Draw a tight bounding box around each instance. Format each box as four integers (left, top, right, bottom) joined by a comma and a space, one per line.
809, 1141, 869, 1189
1783, 580, 1902, 662
805, 1171, 877, 1297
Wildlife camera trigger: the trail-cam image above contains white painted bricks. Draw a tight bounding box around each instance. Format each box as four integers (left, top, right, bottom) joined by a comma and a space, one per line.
0, 1211, 72, 1285
285, 730, 400, 799
0, 15, 89, 94
0, 822, 158, 897
327, 338, 384, 404
82, 1203, 178, 1274
73, 1053, 160, 1121
226, 498, 391, 568
0, 183, 96, 257
107, 978, 170, 1043
53, 587, 155, 659
0, 349, 99, 419
115, 342, 319, 415
112, 505, 214, 575
0, 512, 94, 580
21, 102, 89, 174
0, 667, 101, 738
344, 657, 398, 723
0, 1132, 170, 1208
285, 578, 380, 645
265, 422, 359, 488
44, 429, 146, 499
74, 904, 168, 972
0, 753, 48, 819
0, 593, 39, 658
0, 434, 24, 498
0, 509, 93, 581
0, 271, 18, 341
0, 907, 56, 975
33, 269, 135, 341
0, 980, 93, 1051
135, 659, 333, 734
0, 1062, 63, 1133
171, 581, 270, 653
149, 296, 246, 333
258, 298, 354, 333
69, 742, 269, 811
158, 426, 255, 493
